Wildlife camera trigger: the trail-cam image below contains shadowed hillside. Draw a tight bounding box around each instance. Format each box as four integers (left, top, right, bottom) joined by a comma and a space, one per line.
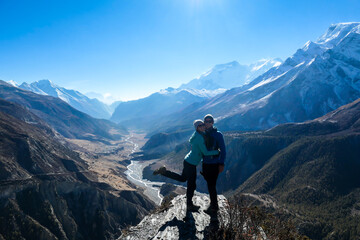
232, 99, 360, 239
0, 98, 155, 240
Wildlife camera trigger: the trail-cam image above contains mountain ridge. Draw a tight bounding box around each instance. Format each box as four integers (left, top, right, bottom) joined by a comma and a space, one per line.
19, 79, 112, 119
0, 80, 127, 141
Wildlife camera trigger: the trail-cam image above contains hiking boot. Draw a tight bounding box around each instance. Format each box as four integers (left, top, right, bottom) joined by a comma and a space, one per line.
187, 203, 200, 212
204, 205, 219, 215
153, 166, 166, 175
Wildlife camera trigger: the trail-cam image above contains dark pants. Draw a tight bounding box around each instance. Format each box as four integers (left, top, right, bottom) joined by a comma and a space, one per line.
161, 160, 197, 205
202, 163, 220, 208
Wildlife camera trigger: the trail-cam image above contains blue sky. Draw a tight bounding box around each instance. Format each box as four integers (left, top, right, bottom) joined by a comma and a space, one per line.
1, 0, 360, 101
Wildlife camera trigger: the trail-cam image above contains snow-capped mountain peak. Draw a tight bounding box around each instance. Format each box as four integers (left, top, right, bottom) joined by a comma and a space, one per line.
179, 58, 282, 91
6, 80, 18, 87
159, 22, 360, 133
281, 23, 360, 71
19, 80, 111, 119
316, 22, 360, 48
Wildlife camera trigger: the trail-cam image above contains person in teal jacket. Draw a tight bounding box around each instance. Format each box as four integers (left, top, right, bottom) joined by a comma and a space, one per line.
153, 119, 219, 211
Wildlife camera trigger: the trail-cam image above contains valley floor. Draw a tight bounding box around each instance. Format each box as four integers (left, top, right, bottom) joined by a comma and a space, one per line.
66, 132, 148, 193
66, 132, 166, 205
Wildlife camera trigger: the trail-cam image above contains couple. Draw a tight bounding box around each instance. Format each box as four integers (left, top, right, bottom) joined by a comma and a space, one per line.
154, 114, 226, 214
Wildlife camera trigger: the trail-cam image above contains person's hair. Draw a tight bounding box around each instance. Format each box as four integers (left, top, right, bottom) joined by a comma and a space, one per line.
204, 114, 214, 123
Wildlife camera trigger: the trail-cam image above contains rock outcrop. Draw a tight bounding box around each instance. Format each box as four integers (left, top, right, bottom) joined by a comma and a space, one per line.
120, 194, 227, 240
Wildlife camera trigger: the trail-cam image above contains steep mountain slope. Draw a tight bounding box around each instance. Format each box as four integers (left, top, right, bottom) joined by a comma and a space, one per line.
0, 100, 155, 240
19, 79, 111, 119
0, 98, 56, 136
153, 22, 360, 133
232, 99, 360, 239
228, 98, 360, 196
0, 101, 85, 180
179, 59, 282, 90
0, 80, 127, 141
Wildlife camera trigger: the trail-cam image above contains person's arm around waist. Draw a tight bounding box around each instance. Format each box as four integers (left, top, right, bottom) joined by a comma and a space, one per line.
199, 138, 219, 156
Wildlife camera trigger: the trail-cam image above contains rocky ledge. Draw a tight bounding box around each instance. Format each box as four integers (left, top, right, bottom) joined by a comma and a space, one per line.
119, 194, 227, 240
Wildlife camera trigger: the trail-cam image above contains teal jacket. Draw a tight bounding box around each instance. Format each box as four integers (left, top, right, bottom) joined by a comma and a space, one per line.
184, 131, 219, 166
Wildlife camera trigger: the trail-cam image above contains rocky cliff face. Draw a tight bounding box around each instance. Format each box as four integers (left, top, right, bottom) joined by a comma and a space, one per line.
119, 193, 303, 240
0, 182, 154, 240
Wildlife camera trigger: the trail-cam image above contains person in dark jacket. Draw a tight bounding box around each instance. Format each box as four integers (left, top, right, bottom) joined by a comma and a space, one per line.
202, 114, 226, 214
153, 119, 219, 211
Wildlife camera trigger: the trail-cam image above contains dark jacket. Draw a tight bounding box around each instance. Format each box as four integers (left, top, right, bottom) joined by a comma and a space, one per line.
184, 131, 219, 166
203, 127, 226, 165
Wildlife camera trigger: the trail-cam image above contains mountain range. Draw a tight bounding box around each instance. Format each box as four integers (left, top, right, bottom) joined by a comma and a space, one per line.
148, 22, 360, 134
8, 58, 280, 131
18, 79, 112, 119
110, 59, 281, 130
0, 80, 127, 141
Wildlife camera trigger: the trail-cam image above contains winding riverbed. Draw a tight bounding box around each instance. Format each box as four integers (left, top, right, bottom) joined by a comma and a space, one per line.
125, 160, 164, 205
123, 133, 164, 205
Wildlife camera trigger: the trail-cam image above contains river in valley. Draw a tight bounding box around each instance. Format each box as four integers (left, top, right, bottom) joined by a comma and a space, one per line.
125, 160, 165, 205
123, 133, 164, 205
